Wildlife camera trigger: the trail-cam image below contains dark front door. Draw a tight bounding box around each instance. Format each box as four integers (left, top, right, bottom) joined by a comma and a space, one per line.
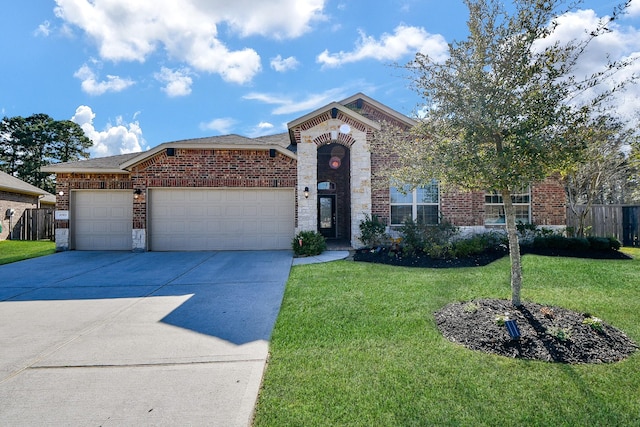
318, 195, 336, 238
622, 206, 640, 246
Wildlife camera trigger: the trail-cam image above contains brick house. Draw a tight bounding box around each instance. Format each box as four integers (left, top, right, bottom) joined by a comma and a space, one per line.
42, 93, 566, 251
0, 170, 55, 240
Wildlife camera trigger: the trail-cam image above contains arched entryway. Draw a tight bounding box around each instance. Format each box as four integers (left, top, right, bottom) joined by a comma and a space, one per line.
317, 143, 350, 240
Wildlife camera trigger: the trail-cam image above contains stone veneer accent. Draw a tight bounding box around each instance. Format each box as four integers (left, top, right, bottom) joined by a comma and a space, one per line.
295, 117, 372, 247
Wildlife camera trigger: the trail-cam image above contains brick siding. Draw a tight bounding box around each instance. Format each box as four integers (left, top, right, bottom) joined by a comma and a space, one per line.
0, 191, 39, 240
56, 149, 297, 231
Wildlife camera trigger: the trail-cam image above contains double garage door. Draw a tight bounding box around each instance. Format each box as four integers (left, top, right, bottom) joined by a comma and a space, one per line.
149, 188, 294, 251
72, 188, 294, 251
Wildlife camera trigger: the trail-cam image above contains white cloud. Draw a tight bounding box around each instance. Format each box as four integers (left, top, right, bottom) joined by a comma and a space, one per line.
74, 63, 135, 95
534, 9, 640, 121
628, 0, 640, 17
199, 117, 237, 134
317, 25, 449, 68
270, 55, 300, 72
244, 88, 350, 115
54, 0, 326, 84
154, 67, 193, 97
72, 105, 147, 157
246, 121, 276, 138
34, 21, 51, 37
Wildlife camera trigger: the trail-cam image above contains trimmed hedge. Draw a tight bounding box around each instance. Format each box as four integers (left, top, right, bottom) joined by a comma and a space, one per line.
292, 231, 326, 256
532, 235, 621, 251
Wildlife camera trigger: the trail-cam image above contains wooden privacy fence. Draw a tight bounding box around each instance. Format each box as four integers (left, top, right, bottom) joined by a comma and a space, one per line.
10, 208, 55, 241
566, 205, 640, 246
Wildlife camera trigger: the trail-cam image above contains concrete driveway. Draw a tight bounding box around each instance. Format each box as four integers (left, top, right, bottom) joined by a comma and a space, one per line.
0, 250, 292, 426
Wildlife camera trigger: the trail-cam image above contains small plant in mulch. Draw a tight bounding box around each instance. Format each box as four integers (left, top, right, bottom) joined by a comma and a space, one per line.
463, 301, 480, 313
547, 324, 572, 342
540, 306, 555, 319
494, 313, 510, 326
582, 315, 604, 333
434, 299, 638, 364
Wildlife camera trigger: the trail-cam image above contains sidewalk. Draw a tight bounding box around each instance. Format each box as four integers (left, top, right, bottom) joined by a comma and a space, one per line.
292, 250, 351, 266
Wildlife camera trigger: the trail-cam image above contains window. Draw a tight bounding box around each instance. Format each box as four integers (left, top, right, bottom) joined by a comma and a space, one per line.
390, 180, 439, 226
484, 188, 531, 225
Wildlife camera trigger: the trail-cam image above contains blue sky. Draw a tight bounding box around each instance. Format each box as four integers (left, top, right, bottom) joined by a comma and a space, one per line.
2, 0, 639, 157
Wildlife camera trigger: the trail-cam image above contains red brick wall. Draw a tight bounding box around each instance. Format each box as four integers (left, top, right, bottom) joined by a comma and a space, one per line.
0, 191, 40, 240
54, 148, 297, 231
441, 188, 486, 226
369, 151, 567, 227
131, 148, 297, 228
532, 176, 566, 226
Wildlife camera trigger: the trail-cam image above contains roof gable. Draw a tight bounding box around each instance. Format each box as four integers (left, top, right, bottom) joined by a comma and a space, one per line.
286, 93, 416, 145
340, 93, 417, 128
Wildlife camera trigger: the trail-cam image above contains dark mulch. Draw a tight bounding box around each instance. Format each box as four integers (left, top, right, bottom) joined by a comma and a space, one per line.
352, 246, 636, 363
353, 246, 631, 268
435, 299, 638, 364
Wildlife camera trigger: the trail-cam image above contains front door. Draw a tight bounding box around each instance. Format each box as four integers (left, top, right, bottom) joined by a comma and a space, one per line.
318, 195, 336, 238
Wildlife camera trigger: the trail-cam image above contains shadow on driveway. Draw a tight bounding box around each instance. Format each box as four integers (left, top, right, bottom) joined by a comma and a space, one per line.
0, 250, 292, 345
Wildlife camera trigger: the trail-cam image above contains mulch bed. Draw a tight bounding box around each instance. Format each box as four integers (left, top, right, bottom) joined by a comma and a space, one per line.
352, 246, 631, 268
353, 246, 637, 363
435, 299, 638, 363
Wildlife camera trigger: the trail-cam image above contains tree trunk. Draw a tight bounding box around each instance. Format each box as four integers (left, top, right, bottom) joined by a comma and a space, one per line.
502, 189, 523, 307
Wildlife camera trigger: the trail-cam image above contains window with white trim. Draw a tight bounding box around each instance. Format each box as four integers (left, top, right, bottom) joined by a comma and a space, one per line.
484, 187, 531, 225
390, 180, 439, 226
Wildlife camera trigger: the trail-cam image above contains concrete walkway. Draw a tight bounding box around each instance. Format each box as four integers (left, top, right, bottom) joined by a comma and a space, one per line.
0, 250, 292, 427
292, 250, 350, 266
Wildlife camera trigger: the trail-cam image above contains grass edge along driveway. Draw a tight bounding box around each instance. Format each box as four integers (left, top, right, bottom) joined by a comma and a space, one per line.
0, 240, 55, 265
254, 249, 640, 426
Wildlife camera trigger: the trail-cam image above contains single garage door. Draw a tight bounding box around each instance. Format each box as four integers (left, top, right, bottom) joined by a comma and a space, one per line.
149, 188, 294, 251
72, 190, 133, 250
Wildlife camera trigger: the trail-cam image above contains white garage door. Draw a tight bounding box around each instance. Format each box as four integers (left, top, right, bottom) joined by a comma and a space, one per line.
72, 190, 133, 250
149, 188, 294, 251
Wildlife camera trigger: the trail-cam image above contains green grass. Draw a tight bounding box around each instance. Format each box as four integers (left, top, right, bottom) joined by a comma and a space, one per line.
254, 249, 640, 426
0, 240, 56, 265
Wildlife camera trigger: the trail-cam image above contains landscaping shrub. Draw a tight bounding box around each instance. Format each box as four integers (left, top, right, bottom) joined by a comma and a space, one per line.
531, 234, 622, 252
567, 237, 590, 251
398, 219, 458, 257
533, 234, 569, 249
609, 236, 622, 250
292, 231, 326, 256
398, 219, 425, 256
358, 214, 388, 248
587, 236, 610, 251
453, 232, 506, 258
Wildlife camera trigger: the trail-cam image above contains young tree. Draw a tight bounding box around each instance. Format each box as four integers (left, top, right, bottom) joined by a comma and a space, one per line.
389, 0, 636, 306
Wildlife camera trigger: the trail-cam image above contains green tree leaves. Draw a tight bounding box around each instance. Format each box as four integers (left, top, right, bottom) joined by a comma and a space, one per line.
0, 114, 92, 193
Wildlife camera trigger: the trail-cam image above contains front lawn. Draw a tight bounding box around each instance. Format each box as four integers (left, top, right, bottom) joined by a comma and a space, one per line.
0, 240, 56, 265
254, 249, 640, 426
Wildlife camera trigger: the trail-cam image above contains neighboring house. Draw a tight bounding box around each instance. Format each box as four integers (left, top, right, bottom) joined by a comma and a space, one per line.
42, 93, 566, 252
0, 170, 55, 240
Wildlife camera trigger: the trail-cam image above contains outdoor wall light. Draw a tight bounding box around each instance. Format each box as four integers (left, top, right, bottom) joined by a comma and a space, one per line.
304, 187, 309, 199
133, 188, 142, 199
58, 190, 64, 196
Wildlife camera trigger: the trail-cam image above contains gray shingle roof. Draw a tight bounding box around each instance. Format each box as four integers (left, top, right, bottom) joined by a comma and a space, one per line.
42, 153, 141, 172
0, 170, 53, 196
41, 133, 295, 173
